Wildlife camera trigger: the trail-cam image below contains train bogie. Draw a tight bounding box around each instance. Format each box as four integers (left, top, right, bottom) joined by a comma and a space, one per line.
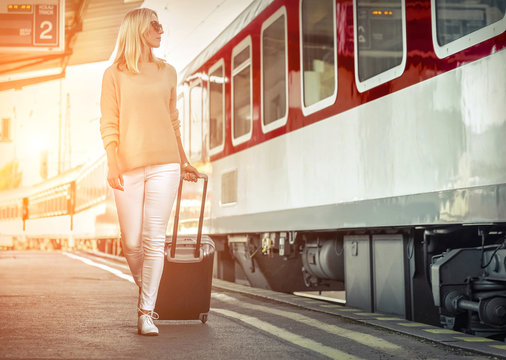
432, 244, 506, 339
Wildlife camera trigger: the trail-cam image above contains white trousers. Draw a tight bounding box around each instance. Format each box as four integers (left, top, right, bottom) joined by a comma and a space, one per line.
113, 163, 180, 311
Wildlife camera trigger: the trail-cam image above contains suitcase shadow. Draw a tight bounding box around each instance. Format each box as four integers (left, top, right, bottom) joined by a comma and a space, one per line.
156, 320, 208, 326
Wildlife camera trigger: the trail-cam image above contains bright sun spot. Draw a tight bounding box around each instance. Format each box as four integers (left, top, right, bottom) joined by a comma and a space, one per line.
26, 133, 49, 154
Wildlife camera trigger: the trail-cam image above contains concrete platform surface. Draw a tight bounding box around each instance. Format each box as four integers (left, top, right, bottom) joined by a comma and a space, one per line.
1, 251, 504, 360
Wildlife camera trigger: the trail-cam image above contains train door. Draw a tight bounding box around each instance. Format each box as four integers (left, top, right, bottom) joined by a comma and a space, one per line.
189, 79, 206, 163
208, 59, 225, 156
299, 0, 337, 116
261, 6, 289, 133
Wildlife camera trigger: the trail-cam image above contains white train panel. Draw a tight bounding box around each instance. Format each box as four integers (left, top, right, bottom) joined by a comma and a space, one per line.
210, 50, 506, 233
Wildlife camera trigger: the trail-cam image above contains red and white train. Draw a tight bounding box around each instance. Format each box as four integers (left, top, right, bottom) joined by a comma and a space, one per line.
1, 0, 505, 339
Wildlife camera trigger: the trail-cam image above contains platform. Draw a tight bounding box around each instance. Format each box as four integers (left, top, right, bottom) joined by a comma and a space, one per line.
0, 251, 504, 360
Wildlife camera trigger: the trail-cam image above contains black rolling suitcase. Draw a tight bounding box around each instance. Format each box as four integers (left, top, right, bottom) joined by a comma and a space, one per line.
155, 173, 214, 323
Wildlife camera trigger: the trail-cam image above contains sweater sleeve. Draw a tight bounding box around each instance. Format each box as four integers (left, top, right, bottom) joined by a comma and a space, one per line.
99, 68, 119, 151
167, 65, 181, 138
170, 86, 181, 138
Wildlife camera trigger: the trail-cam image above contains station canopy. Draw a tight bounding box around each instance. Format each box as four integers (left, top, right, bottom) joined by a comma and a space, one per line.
0, 0, 143, 91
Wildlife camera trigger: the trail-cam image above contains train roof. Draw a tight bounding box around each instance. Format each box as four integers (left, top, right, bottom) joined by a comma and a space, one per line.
0, 187, 27, 203
0, 164, 83, 202
179, 0, 275, 83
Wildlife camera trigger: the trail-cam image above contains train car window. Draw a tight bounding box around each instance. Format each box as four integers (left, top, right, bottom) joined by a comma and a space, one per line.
232, 36, 253, 146
261, 7, 288, 132
208, 60, 225, 155
432, 0, 506, 58
1, 117, 10, 141
189, 81, 203, 161
300, 0, 337, 115
354, 0, 406, 92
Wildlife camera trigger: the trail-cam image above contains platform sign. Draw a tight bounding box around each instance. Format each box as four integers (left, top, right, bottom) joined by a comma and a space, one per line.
0, 0, 64, 52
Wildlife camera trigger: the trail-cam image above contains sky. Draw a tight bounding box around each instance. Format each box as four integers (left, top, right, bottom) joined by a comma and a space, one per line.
0, 0, 255, 188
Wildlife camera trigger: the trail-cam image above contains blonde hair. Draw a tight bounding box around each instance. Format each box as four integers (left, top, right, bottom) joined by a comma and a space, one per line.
114, 8, 165, 73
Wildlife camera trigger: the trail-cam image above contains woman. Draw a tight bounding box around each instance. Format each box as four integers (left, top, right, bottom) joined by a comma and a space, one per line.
99, 8, 198, 336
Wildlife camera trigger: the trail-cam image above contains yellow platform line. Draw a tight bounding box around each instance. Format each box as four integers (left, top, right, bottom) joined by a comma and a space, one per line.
454, 337, 493, 342
318, 305, 356, 312
424, 329, 460, 334
354, 312, 377, 316
212, 293, 402, 353
376, 317, 403, 321
491, 345, 506, 350
396, 322, 427, 327
213, 308, 362, 360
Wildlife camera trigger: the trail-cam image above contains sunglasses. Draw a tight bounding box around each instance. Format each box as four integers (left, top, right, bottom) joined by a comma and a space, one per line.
150, 20, 163, 33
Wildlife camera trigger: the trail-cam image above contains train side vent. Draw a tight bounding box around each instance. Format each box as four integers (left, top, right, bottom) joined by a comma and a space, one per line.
221, 170, 238, 205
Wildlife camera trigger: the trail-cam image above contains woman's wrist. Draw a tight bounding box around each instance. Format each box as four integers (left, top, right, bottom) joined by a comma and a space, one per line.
181, 161, 189, 169
107, 152, 118, 165
105, 143, 118, 163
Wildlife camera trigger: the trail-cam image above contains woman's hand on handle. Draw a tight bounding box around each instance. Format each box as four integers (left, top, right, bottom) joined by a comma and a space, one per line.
181, 162, 199, 182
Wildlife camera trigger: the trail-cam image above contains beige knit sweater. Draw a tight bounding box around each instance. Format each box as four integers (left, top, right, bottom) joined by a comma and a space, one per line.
99, 62, 181, 172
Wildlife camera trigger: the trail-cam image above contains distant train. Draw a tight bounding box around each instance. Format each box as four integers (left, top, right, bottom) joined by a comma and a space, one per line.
0, 156, 113, 251
1, 0, 505, 340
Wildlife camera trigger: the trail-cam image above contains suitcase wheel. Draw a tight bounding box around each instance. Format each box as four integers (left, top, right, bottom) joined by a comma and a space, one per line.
199, 313, 208, 324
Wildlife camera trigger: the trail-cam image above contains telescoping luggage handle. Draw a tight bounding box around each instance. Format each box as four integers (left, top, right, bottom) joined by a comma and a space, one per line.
170, 172, 208, 259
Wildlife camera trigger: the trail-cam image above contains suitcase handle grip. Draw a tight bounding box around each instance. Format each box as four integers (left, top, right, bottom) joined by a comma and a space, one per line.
170, 172, 208, 259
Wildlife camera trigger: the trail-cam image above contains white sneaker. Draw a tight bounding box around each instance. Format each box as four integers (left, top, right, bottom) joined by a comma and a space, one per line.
137, 311, 159, 336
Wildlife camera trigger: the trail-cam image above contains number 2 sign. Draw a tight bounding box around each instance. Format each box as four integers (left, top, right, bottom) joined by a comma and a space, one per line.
34, 4, 57, 45
0, 0, 64, 52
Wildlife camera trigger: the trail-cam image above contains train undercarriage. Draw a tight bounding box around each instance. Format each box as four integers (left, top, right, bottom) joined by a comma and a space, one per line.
218, 225, 506, 341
